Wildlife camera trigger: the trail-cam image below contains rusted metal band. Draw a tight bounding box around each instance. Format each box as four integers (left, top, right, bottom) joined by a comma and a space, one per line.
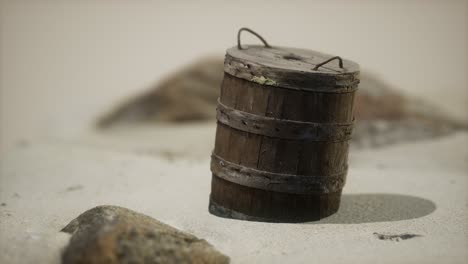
209, 197, 278, 222
211, 153, 346, 194
216, 100, 353, 141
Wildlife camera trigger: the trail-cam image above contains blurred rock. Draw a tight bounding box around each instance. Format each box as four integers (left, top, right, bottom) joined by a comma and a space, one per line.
351, 73, 466, 148
98, 57, 223, 127
61, 205, 229, 264
97, 56, 466, 148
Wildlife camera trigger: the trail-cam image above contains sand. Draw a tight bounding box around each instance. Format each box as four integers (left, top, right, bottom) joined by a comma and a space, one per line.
1, 124, 467, 263
1, 2, 467, 262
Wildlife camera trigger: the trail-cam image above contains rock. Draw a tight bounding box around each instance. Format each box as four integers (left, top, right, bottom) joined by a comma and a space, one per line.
97, 57, 223, 127
351, 73, 466, 148
96, 56, 466, 148
61, 205, 229, 264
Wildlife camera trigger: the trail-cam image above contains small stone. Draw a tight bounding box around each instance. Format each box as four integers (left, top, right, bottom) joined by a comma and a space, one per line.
61, 205, 229, 264
373, 232, 422, 242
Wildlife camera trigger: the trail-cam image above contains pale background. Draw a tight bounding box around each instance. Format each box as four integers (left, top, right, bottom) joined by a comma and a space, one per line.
1, 0, 467, 151
1, 1, 468, 263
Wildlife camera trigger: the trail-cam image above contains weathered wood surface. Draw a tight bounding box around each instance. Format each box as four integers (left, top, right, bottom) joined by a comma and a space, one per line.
211, 153, 347, 194
225, 45, 360, 92
210, 71, 357, 222
216, 100, 354, 141
210, 177, 342, 223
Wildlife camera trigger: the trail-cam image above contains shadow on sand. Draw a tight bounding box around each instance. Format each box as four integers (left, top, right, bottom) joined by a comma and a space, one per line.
312, 193, 436, 224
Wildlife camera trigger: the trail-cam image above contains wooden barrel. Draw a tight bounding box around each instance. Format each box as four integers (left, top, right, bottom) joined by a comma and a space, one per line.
209, 28, 360, 222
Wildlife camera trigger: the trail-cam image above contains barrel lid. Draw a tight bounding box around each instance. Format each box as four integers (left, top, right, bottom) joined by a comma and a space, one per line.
224, 28, 360, 93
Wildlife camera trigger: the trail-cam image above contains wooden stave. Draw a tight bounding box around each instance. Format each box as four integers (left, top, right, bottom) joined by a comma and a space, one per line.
210, 73, 356, 222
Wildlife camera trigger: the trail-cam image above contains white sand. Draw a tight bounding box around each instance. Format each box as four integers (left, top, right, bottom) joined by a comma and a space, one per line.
1, 2, 467, 262
1, 124, 467, 263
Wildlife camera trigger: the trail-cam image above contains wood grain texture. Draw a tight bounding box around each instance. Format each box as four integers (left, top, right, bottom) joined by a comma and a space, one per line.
216, 100, 354, 141
211, 153, 346, 194
210, 71, 357, 222
224, 45, 360, 92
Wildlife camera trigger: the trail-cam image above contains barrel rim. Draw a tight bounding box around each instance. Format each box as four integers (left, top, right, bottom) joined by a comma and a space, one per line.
225, 54, 359, 92
227, 45, 360, 74
225, 45, 360, 92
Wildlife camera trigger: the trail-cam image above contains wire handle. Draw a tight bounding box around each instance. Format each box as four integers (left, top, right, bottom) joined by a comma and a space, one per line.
237, 27, 271, 50
313, 56, 343, 71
